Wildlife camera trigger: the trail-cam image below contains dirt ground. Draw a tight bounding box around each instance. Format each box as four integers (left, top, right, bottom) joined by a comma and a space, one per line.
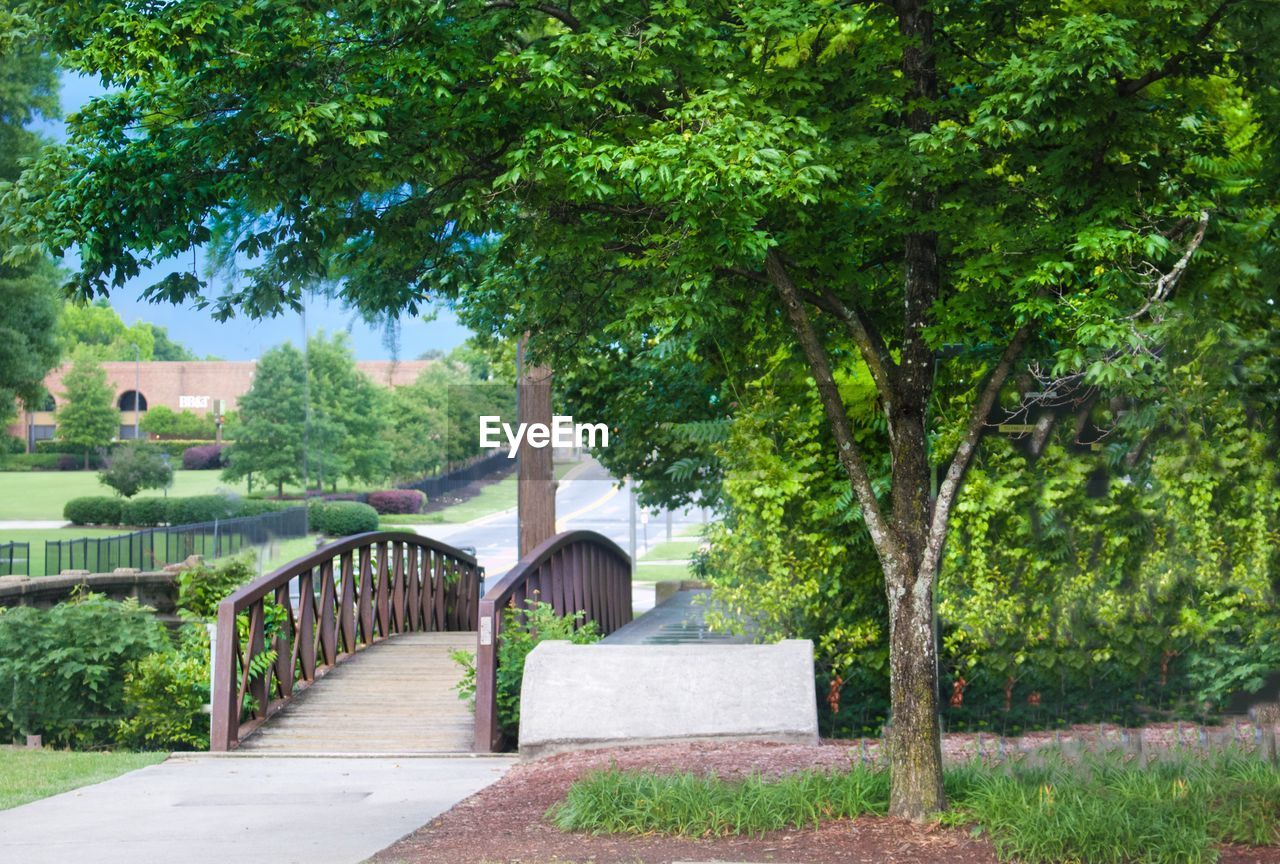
371, 733, 1280, 864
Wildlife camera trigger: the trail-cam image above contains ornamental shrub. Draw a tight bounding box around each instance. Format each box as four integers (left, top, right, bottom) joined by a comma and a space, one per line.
0, 453, 65, 471
236, 498, 291, 517
64, 496, 124, 526
0, 593, 170, 748
98, 442, 174, 498
121, 497, 168, 527
308, 500, 379, 536
117, 626, 210, 751
177, 555, 256, 620
367, 489, 426, 515
181, 444, 225, 470
166, 494, 236, 525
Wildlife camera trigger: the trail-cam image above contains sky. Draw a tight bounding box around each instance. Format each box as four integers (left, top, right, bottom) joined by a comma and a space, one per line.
34, 73, 472, 361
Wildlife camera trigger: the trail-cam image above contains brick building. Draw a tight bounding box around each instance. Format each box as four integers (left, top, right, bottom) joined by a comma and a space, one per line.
9, 360, 430, 450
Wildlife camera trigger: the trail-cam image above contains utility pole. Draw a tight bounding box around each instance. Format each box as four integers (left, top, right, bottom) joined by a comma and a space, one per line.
132, 342, 141, 439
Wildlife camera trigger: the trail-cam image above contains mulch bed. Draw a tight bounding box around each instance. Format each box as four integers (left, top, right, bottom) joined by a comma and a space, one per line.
371, 736, 1280, 864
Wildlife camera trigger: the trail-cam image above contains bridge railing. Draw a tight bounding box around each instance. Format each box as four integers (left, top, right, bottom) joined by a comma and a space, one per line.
211, 531, 481, 751
475, 530, 631, 752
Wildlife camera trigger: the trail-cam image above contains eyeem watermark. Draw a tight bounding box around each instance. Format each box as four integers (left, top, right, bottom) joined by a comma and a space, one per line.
480, 415, 609, 457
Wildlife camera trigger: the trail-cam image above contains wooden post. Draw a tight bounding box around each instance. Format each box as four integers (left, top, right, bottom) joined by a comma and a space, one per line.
517, 334, 556, 557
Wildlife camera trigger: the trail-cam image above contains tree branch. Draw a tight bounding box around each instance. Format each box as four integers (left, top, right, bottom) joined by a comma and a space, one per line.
919, 319, 1037, 577
1128, 209, 1210, 319
482, 1, 582, 31
1116, 2, 1238, 96
795, 286, 899, 412
766, 249, 902, 565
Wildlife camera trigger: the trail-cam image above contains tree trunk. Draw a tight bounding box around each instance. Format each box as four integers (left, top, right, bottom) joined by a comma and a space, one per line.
517, 334, 556, 557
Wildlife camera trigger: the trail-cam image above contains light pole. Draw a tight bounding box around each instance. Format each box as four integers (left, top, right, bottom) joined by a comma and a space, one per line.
132, 342, 141, 440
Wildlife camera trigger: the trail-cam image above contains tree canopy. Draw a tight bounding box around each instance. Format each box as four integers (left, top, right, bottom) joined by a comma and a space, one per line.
7, 0, 1279, 817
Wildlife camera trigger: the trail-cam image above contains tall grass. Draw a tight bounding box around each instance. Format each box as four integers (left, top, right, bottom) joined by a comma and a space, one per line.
550, 750, 1280, 862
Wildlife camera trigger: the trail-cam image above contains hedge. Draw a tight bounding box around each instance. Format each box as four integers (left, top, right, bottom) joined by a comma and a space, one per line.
308, 501, 379, 537
35, 439, 229, 461
236, 499, 294, 517
0, 453, 69, 471
64, 496, 124, 526
367, 489, 426, 515
166, 495, 236, 525
181, 444, 225, 470
121, 497, 169, 527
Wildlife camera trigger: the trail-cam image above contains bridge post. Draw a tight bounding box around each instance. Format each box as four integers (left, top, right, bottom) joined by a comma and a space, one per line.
209, 600, 239, 751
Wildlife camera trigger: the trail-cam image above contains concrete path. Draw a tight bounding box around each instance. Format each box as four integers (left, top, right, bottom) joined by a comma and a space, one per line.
0, 520, 68, 529
0, 754, 513, 864
603, 589, 751, 645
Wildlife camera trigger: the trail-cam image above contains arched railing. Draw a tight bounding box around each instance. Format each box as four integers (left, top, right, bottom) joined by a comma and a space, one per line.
474, 530, 631, 752
211, 531, 481, 751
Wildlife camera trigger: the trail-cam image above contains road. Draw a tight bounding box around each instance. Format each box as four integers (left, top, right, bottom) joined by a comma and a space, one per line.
414, 455, 708, 581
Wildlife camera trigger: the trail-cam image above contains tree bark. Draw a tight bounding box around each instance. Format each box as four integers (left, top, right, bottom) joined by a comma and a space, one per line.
517, 333, 556, 557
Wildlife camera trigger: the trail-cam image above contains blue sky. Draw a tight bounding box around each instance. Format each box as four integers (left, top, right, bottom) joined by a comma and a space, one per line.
36, 73, 472, 361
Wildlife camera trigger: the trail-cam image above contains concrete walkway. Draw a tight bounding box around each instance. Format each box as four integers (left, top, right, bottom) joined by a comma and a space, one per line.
603, 589, 752, 646
0, 754, 514, 864
0, 520, 68, 530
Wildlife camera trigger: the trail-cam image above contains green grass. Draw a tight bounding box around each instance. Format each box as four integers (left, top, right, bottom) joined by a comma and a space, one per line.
634, 562, 698, 582
640, 539, 703, 561
0, 470, 251, 521
0, 747, 166, 810
552, 751, 1280, 863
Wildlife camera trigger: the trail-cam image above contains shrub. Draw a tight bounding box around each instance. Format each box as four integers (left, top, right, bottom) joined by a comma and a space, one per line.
117, 627, 210, 751
64, 496, 124, 526
99, 442, 174, 497
452, 599, 600, 741
166, 494, 235, 525
177, 555, 256, 619
56, 454, 84, 471
181, 444, 225, 470
2, 434, 24, 454
308, 500, 379, 536
0, 593, 171, 748
0, 453, 65, 471
236, 498, 291, 517
120, 497, 169, 527
368, 489, 426, 515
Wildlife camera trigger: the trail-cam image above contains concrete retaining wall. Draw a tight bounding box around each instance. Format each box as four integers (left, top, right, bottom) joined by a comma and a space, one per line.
0, 571, 179, 623
518, 639, 818, 759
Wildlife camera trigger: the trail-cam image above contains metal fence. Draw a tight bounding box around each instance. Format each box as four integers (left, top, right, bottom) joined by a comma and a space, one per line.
42, 508, 309, 577
0, 542, 30, 577
399, 450, 513, 500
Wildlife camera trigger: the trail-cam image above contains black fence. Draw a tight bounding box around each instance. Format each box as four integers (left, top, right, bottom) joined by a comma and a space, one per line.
42, 508, 309, 577
0, 542, 29, 577
399, 450, 513, 500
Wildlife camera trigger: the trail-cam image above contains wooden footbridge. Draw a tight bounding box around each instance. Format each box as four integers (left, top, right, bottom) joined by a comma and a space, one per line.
210, 530, 633, 753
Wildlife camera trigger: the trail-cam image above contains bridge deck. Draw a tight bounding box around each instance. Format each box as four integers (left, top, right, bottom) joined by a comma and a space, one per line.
237, 631, 478, 754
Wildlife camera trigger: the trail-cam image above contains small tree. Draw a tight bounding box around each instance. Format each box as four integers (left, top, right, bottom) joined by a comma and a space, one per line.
56, 356, 118, 468
222, 344, 307, 496
99, 442, 173, 497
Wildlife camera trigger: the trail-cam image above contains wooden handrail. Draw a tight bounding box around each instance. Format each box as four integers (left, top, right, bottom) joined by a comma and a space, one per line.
474, 530, 631, 752
210, 531, 481, 751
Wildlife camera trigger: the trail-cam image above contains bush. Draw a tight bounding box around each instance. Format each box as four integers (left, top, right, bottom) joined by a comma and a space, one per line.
120, 497, 169, 527
181, 444, 225, 470
177, 555, 256, 619
99, 442, 174, 497
64, 496, 124, 526
166, 494, 235, 525
2, 434, 24, 454
368, 489, 426, 515
308, 500, 379, 536
117, 627, 210, 751
56, 454, 84, 471
0, 453, 65, 471
236, 498, 292, 517
0, 593, 171, 748
452, 600, 600, 741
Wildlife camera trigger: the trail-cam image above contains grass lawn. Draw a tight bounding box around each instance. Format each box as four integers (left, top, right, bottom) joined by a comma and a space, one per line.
0, 747, 165, 811
634, 562, 698, 582
381, 459, 583, 527
640, 538, 703, 561
0, 470, 251, 521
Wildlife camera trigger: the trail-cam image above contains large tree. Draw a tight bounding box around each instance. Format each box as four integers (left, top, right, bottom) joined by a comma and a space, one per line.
0, 4, 61, 422
7, 0, 1279, 817
222, 344, 308, 496
56, 355, 118, 467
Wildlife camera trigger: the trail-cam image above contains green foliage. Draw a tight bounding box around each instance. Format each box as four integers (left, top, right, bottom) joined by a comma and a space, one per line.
551, 767, 889, 836
495, 599, 600, 739
55, 356, 117, 465
141, 406, 219, 440
98, 441, 173, 497
165, 494, 235, 525
555, 753, 1280, 862
63, 495, 123, 526
1, 453, 67, 471
449, 648, 476, 709
176, 555, 255, 619
57, 298, 198, 363
305, 332, 391, 488
222, 344, 307, 495
0, 593, 170, 747
117, 625, 209, 751
307, 500, 378, 537
119, 496, 168, 527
